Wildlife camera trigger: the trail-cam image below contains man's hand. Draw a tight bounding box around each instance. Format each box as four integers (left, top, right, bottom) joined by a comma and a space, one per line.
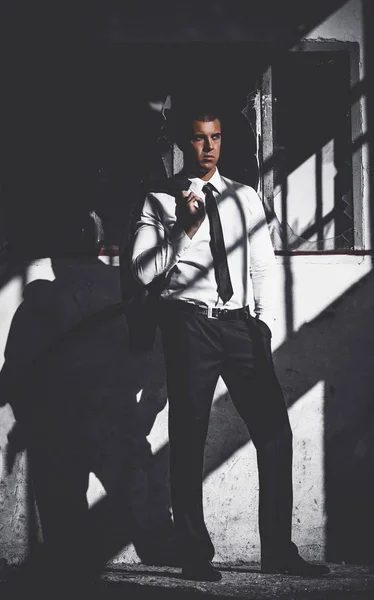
175, 191, 205, 239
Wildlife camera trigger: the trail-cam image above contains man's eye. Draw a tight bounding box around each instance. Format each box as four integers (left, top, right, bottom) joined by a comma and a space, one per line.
212, 134, 221, 140
193, 136, 203, 141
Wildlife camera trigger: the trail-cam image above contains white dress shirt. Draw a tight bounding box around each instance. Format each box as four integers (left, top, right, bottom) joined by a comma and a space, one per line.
131, 169, 276, 328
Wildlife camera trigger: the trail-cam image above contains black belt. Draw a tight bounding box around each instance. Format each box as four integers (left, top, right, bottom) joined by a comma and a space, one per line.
163, 301, 250, 321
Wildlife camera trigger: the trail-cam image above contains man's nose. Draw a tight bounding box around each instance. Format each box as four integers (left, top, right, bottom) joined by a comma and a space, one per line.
204, 137, 214, 151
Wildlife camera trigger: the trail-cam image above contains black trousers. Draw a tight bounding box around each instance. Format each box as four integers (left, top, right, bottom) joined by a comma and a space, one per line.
159, 301, 294, 564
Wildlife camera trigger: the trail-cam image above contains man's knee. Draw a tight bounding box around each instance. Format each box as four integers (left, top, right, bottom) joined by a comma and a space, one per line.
256, 420, 293, 454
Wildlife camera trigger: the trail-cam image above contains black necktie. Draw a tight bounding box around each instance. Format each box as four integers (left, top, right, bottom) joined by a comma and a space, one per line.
202, 183, 234, 304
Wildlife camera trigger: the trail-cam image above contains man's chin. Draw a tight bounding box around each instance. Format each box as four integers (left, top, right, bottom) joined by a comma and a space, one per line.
198, 163, 216, 176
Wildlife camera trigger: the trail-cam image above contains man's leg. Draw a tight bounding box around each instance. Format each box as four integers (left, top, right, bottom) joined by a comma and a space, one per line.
221, 317, 329, 575
159, 305, 223, 579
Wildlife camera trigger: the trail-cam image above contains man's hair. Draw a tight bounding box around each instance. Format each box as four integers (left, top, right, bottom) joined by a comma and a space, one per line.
172, 98, 223, 149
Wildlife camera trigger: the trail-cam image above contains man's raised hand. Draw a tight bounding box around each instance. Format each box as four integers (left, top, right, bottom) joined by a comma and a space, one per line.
176, 190, 205, 239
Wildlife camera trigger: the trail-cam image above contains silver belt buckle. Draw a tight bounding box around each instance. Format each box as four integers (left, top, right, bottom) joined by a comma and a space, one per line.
207, 306, 217, 319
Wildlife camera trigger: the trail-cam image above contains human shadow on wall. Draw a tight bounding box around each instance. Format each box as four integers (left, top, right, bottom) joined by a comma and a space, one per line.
0, 253, 177, 581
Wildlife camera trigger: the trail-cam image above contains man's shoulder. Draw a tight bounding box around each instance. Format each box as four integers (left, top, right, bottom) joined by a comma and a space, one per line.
220, 174, 259, 199
142, 190, 176, 221
146, 190, 174, 202
147, 190, 176, 209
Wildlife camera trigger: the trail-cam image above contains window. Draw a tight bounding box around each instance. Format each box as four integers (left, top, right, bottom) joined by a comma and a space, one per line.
258, 42, 362, 253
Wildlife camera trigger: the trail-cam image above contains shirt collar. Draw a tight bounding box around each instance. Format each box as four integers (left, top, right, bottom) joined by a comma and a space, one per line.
187, 168, 224, 196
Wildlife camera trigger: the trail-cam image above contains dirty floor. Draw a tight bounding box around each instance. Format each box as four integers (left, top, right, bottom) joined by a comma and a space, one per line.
2, 563, 374, 599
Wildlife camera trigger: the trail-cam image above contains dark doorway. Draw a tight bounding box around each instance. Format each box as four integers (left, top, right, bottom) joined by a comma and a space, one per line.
2, 41, 268, 256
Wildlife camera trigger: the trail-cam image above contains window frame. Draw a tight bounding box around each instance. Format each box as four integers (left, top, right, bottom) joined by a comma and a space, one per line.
258, 40, 363, 255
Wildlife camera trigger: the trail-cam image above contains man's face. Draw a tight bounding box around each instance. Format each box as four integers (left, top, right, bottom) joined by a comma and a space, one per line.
185, 118, 222, 180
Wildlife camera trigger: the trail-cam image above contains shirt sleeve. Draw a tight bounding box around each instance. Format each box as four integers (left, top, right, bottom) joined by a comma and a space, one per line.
247, 189, 276, 329
131, 194, 192, 286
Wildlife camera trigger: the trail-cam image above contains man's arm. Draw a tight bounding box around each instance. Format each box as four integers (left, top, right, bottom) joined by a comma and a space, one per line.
247, 190, 277, 330
131, 193, 197, 286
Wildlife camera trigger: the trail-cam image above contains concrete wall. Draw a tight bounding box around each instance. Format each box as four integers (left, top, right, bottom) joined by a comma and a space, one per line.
1, 0, 373, 569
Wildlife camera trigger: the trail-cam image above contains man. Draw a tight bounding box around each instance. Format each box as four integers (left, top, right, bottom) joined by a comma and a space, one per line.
130, 102, 329, 581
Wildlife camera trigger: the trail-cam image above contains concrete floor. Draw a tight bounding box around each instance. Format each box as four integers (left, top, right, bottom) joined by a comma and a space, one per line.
2, 563, 374, 599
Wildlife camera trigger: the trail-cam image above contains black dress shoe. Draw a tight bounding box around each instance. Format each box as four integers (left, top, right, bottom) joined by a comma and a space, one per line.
182, 560, 222, 582
261, 553, 330, 576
